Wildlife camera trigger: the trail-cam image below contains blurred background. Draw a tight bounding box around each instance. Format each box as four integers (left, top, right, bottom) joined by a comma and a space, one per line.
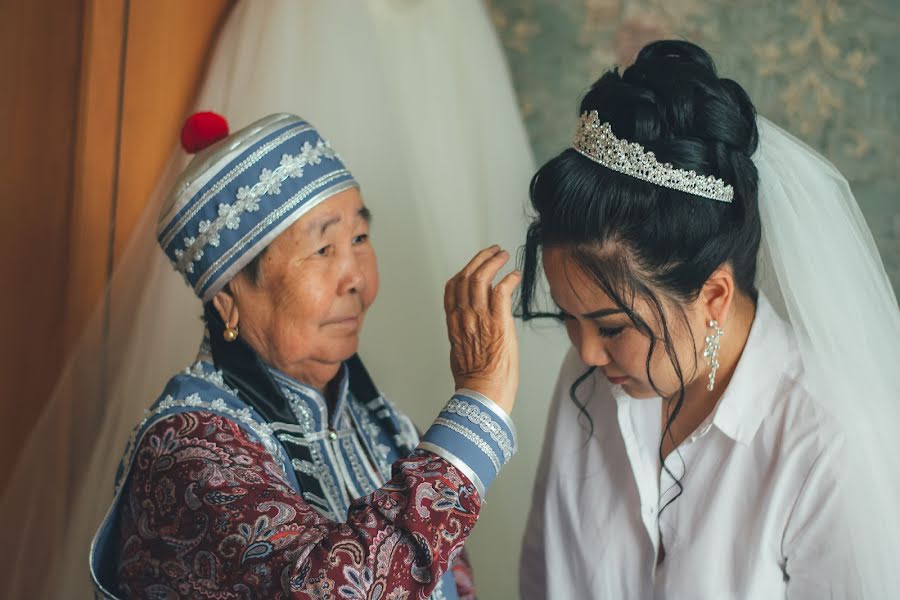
490, 0, 900, 290
0, 1, 897, 598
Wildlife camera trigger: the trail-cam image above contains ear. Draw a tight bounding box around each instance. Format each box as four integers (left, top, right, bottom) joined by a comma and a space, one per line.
211, 285, 240, 329
699, 264, 735, 326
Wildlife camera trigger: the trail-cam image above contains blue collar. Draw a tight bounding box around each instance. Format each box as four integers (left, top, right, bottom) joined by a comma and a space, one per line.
267, 362, 351, 432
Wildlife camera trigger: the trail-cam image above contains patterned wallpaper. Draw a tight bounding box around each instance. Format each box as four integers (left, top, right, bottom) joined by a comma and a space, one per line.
488, 0, 900, 295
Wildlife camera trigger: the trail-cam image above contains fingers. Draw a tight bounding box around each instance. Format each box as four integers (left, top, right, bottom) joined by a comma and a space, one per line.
468, 249, 510, 310
492, 269, 522, 317
457, 245, 503, 307
445, 245, 500, 309
460, 245, 502, 278
444, 271, 455, 312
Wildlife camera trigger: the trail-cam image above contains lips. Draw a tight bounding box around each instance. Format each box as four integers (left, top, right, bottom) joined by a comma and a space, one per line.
604, 373, 629, 385
323, 314, 360, 327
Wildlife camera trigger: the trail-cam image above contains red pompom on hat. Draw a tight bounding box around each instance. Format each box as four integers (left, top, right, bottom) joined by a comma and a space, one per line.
180, 111, 229, 154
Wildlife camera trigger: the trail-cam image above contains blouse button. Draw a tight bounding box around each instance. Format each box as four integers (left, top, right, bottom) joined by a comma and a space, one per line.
328, 430, 338, 441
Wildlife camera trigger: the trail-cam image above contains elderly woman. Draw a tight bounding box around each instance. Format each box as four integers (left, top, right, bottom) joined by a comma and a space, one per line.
90, 113, 520, 600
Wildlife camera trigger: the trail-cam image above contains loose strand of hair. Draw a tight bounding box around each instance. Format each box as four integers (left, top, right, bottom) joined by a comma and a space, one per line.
569, 366, 597, 440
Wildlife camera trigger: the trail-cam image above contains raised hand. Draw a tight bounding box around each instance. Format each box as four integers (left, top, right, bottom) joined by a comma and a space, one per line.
444, 245, 522, 415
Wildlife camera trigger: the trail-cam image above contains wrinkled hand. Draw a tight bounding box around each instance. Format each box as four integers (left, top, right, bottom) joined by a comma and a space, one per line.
444, 245, 521, 415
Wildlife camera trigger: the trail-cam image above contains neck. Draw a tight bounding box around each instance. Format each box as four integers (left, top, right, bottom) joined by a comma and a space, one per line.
280, 361, 344, 413
662, 294, 756, 456
281, 362, 341, 391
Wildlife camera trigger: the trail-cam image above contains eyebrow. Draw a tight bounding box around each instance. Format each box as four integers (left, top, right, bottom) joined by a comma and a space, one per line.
551, 296, 625, 319
581, 308, 625, 319
306, 206, 372, 236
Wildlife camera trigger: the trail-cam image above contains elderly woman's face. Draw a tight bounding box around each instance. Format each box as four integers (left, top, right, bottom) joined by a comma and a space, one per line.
219, 188, 378, 389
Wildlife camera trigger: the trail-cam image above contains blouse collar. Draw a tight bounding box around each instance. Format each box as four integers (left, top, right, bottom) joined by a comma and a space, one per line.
194, 329, 352, 433
711, 294, 797, 445
267, 362, 352, 433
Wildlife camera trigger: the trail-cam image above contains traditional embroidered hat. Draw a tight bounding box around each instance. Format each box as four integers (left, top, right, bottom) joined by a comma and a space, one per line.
158, 112, 357, 301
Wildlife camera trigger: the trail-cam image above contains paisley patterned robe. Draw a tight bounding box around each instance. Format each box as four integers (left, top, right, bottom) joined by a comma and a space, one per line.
90, 350, 516, 600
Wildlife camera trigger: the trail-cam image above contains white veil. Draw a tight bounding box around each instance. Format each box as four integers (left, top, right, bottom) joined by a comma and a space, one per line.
754, 117, 900, 596
0, 2, 559, 598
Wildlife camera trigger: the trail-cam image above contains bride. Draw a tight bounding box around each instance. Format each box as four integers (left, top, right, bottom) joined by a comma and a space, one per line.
519, 40, 900, 598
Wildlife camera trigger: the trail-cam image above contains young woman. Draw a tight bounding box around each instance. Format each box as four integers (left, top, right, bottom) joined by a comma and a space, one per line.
519, 40, 900, 599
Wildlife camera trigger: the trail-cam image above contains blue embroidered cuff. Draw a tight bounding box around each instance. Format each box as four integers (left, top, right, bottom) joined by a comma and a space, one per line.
419, 391, 518, 499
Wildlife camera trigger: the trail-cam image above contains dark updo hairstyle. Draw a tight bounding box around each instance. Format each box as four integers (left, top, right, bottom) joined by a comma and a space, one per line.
519, 40, 761, 512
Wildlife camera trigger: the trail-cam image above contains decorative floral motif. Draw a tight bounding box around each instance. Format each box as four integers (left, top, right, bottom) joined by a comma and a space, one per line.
114, 391, 286, 497
160, 124, 310, 247
445, 398, 516, 462
174, 236, 202, 274
197, 219, 220, 247
183, 361, 237, 395
116, 412, 478, 599
433, 417, 501, 474
175, 139, 340, 275
337, 564, 375, 599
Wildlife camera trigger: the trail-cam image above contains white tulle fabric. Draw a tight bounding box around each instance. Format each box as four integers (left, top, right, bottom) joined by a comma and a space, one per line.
0, 2, 557, 598
754, 117, 900, 597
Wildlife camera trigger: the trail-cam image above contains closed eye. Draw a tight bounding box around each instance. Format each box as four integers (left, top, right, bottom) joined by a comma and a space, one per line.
598, 326, 626, 338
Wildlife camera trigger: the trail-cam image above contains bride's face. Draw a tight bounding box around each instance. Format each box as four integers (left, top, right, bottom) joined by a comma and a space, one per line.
542, 246, 707, 399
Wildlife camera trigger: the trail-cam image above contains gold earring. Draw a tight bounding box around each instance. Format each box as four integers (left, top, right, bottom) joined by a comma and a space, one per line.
223, 325, 239, 342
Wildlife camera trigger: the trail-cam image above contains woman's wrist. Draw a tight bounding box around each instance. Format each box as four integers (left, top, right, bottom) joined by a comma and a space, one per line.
418, 391, 518, 499
453, 377, 516, 416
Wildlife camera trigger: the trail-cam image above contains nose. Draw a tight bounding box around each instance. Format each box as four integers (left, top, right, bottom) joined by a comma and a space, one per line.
574, 328, 612, 368
338, 252, 366, 296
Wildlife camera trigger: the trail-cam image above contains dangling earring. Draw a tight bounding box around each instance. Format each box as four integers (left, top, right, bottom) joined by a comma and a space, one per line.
704, 320, 724, 392
223, 324, 239, 342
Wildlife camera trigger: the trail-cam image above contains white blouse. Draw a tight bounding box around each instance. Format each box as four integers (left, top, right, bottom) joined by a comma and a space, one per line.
520, 296, 851, 599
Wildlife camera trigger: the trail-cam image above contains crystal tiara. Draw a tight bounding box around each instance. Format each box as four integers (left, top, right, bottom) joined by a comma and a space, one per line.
572, 110, 734, 203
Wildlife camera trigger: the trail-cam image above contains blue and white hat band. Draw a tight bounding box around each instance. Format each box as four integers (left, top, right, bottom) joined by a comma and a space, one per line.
158, 114, 357, 301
